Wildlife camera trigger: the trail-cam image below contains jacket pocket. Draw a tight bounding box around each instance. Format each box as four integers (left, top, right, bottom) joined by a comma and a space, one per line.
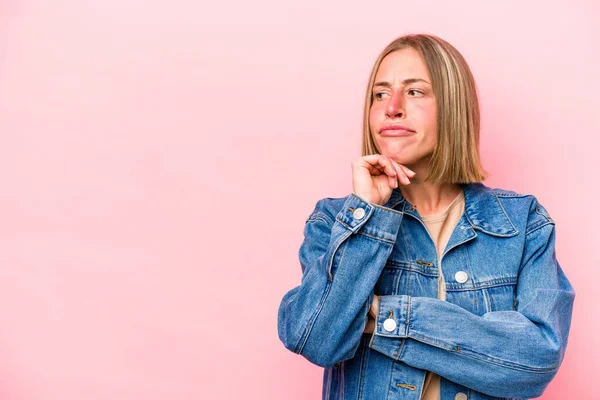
378, 259, 439, 297
374, 264, 405, 296
479, 278, 518, 313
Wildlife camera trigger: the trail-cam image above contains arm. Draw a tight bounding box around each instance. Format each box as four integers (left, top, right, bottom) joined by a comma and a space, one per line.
368, 213, 575, 398
277, 193, 403, 368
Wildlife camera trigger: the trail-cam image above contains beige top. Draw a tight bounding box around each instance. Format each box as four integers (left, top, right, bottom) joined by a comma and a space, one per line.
418, 189, 465, 400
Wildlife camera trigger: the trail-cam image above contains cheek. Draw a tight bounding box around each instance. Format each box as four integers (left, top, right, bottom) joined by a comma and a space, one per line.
369, 105, 377, 118
411, 104, 437, 126
368, 107, 378, 128
428, 106, 437, 126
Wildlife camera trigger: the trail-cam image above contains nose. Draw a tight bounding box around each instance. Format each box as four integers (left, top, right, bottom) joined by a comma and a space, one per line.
385, 91, 405, 118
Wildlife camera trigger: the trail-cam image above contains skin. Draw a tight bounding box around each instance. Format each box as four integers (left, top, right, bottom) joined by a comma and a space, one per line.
362, 47, 463, 334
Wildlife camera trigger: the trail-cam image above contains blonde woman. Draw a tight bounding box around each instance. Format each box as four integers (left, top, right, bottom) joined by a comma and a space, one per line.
277, 33, 575, 400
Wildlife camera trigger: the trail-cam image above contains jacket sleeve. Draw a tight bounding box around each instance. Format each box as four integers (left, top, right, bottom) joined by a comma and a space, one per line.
367, 200, 576, 399
277, 193, 404, 368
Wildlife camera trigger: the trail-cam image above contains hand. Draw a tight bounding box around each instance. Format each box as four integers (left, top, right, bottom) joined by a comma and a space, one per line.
351, 155, 415, 206
363, 295, 380, 334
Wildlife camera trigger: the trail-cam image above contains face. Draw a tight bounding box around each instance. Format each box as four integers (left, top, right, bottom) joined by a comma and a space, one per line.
369, 48, 437, 168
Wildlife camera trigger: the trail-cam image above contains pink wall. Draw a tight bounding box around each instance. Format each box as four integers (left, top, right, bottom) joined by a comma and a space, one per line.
1, 1, 598, 399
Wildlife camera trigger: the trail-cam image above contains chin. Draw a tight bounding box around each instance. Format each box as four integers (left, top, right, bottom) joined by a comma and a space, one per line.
385, 153, 428, 169
378, 147, 411, 163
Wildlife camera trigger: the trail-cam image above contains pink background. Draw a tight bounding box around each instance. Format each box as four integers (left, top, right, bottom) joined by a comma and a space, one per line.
1, 1, 598, 399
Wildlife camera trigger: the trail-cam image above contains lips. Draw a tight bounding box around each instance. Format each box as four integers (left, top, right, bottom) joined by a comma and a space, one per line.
380, 124, 416, 137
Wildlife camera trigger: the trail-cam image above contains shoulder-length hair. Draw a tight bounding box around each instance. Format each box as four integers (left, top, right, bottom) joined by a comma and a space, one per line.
362, 33, 489, 184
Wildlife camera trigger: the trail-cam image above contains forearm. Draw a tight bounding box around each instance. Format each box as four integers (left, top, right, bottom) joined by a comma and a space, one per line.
368, 291, 574, 398
278, 193, 403, 367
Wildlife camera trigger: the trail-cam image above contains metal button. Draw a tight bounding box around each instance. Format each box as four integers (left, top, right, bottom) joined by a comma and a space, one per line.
353, 207, 366, 220
455, 271, 468, 284
383, 318, 397, 332
454, 392, 467, 400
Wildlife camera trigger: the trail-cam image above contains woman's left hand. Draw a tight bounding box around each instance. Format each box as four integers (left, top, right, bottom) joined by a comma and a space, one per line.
363, 295, 380, 334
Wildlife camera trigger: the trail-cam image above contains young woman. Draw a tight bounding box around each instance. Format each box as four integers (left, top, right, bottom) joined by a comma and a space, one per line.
277, 33, 575, 400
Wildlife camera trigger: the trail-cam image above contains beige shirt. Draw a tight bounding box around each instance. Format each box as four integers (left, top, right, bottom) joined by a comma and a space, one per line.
418, 189, 465, 400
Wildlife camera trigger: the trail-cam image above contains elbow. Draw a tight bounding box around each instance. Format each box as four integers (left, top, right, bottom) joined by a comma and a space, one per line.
277, 312, 356, 368
299, 352, 339, 369
480, 366, 558, 399
297, 323, 366, 368
293, 346, 352, 368
500, 316, 572, 397
277, 297, 303, 355
276, 289, 366, 369
277, 330, 348, 368
489, 349, 563, 398
294, 322, 364, 368
278, 317, 353, 368
299, 343, 356, 368
527, 346, 568, 397
461, 332, 566, 398
277, 296, 336, 367
510, 369, 559, 399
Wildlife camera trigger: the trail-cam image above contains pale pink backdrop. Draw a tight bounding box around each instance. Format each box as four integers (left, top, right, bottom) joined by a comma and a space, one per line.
0, 1, 597, 399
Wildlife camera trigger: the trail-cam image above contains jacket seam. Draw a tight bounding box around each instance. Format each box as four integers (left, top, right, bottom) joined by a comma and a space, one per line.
326, 229, 351, 282
405, 295, 412, 334
445, 276, 518, 291
490, 192, 521, 235
525, 219, 554, 236
356, 337, 370, 400
447, 346, 560, 374
296, 280, 333, 355
407, 331, 560, 373
407, 332, 461, 352
352, 193, 404, 216
295, 212, 337, 354
395, 337, 407, 360
307, 214, 333, 225
335, 217, 396, 244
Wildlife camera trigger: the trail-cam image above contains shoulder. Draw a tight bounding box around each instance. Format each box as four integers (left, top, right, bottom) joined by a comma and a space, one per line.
486, 184, 555, 234
489, 187, 530, 198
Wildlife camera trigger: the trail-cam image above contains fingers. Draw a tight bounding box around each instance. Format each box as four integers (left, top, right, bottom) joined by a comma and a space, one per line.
363, 155, 397, 188
363, 317, 374, 334
376, 157, 398, 188
389, 159, 415, 186
359, 155, 416, 187
369, 294, 379, 318
400, 164, 416, 178
354, 156, 386, 177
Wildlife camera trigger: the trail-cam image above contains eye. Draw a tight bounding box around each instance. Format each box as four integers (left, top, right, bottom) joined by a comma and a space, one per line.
374, 92, 387, 100
408, 89, 423, 96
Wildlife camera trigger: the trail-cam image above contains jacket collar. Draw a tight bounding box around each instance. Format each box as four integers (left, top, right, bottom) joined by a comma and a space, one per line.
384, 182, 519, 237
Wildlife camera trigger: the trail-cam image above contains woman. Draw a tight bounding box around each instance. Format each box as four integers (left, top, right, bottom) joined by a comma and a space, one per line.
277, 33, 575, 400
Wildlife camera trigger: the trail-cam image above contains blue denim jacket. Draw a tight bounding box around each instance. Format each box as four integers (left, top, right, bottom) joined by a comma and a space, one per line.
277, 182, 575, 400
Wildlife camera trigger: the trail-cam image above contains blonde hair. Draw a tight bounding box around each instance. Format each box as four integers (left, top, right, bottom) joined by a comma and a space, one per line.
362, 33, 489, 184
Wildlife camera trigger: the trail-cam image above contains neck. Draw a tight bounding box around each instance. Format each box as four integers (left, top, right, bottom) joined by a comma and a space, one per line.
399, 171, 462, 215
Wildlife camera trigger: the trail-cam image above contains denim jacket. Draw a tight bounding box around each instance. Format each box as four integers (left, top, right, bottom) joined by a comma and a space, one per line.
277, 182, 575, 400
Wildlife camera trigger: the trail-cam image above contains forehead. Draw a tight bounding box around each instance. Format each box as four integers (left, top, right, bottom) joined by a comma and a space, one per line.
375, 48, 431, 81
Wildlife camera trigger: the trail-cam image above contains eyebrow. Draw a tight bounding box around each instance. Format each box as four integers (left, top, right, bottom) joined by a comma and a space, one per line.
373, 78, 431, 88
